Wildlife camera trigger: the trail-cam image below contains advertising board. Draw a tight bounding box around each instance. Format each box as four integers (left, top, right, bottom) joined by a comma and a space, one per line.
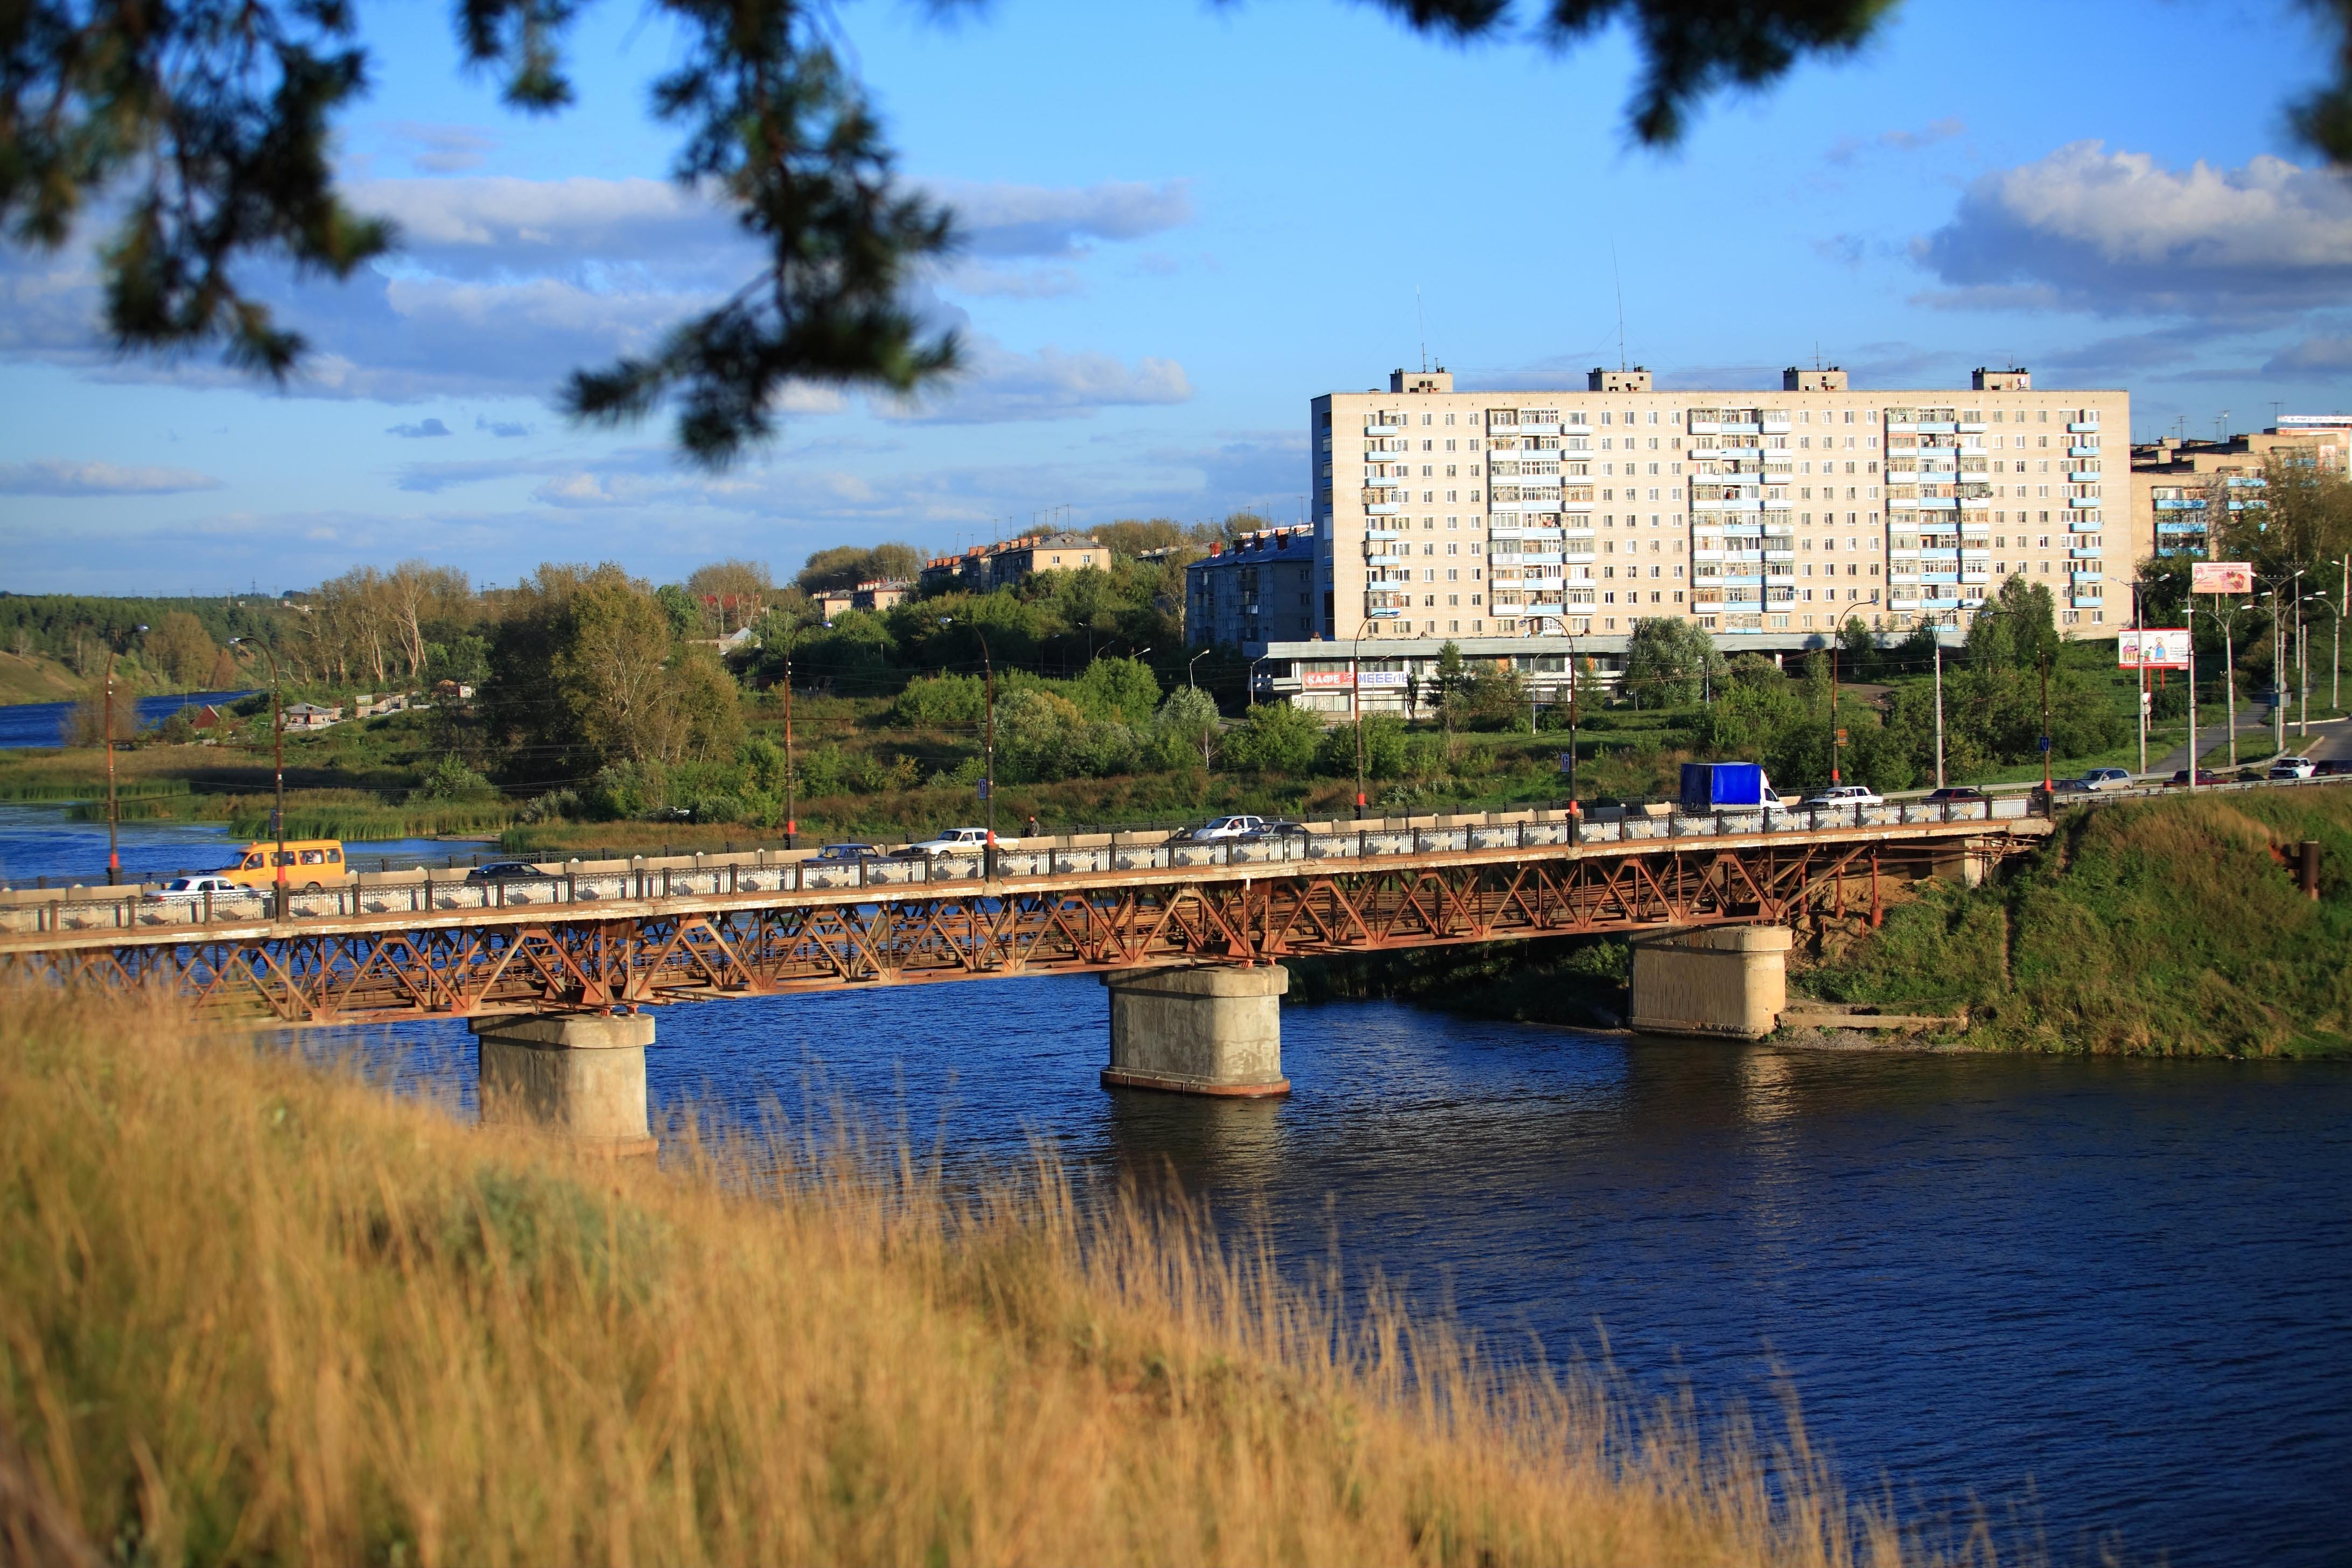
2192, 562, 2254, 594
2118, 628, 2192, 669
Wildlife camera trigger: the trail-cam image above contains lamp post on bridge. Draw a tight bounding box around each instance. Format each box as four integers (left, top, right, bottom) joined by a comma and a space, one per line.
1350, 617, 1374, 820
96, 621, 148, 885
227, 637, 287, 919
940, 617, 995, 880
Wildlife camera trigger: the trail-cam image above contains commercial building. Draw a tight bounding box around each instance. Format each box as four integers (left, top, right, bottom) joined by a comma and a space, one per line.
2130, 417, 2349, 558
1219, 362, 2133, 713
919, 532, 1110, 594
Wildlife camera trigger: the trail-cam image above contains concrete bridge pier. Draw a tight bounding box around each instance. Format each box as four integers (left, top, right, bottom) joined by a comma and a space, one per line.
1626, 926, 1792, 1040
1101, 965, 1291, 1097
471, 1012, 658, 1156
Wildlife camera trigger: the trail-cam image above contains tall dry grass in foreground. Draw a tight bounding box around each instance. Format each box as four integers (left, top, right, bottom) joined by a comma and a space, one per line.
1, 990, 1974, 1566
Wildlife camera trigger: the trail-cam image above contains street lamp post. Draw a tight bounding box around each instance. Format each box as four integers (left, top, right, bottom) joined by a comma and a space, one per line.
779, 625, 798, 850
1350, 619, 1373, 820
941, 618, 995, 879
1931, 620, 1945, 790
2130, 575, 2149, 778
1188, 648, 1209, 689
228, 638, 288, 919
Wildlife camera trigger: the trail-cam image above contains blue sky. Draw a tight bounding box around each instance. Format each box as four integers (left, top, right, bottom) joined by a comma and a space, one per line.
4, 0, 2349, 594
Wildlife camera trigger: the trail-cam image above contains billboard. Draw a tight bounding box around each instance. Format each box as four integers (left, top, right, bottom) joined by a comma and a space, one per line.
2119, 629, 2192, 669
2192, 561, 2255, 594
1299, 669, 1410, 690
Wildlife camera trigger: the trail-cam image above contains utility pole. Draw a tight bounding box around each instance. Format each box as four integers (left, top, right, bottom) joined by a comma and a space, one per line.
2039, 653, 2053, 795
781, 627, 797, 850
231, 637, 288, 919
1932, 627, 1945, 789
2223, 603, 2239, 767
1829, 646, 1842, 785
1351, 620, 1370, 820
940, 618, 996, 878
2132, 576, 2147, 778
2187, 624, 2197, 795
102, 649, 120, 884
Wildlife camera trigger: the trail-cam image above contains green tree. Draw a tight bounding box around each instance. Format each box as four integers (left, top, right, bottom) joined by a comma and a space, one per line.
796, 543, 925, 594
142, 612, 219, 688
1149, 685, 1220, 771
1067, 656, 1161, 727
1222, 700, 1323, 774
1622, 618, 1722, 707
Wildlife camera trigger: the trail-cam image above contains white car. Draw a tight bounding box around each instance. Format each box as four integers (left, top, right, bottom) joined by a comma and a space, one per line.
906, 827, 1014, 856
2074, 767, 2134, 791
1800, 785, 1883, 809
144, 874, 246, 901
2269, 755, 2318, 780
1180, 815, 1266, 842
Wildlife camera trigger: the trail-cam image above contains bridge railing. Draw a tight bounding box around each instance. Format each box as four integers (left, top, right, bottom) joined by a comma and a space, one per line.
1, 794, 2040, 940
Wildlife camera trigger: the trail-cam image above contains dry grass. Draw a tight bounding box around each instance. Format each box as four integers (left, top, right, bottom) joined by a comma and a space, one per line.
0, 989, 1984, 1567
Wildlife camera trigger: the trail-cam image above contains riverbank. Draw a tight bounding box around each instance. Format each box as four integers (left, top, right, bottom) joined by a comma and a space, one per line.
1798, 787, 2352, 1056
0, 988, 1939, 1567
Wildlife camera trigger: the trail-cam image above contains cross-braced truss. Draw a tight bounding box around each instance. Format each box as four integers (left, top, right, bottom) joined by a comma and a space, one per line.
0, 831, 2029, 1026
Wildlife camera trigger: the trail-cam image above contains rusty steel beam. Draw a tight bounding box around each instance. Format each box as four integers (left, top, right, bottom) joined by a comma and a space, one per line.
0, 832, 2031, 1027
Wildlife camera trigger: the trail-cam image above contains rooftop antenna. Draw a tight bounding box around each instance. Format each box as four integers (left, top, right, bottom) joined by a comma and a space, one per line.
1611, 242, 1628, 371
2216, 409, 2230, 442
2270, 399, 2284, 430
1416, 286, 1429, 374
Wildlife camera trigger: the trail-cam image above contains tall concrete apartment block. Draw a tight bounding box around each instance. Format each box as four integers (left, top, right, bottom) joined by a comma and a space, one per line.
1307, 366, 2131, 647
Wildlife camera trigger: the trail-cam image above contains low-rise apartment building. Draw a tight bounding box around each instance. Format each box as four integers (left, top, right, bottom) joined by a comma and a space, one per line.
919, 533, 1110, 594
2130, 417, 2349, 558
1184, 527, 1319, 655
1225, 362, 2132, 713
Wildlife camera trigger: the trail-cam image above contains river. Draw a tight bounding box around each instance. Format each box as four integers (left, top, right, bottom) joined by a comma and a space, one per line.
7, 802, 2348, 1566
0, 689, 252, 749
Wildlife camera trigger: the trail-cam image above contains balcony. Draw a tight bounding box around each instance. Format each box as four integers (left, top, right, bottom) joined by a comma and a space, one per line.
1363, 553, 1406, 566
1367, 503, 1405, 515
2072, 595, 2105, 608
2068, 422, 2100, 433
1364, 528, 1401, 540
2068, 471, 2103, 483
2069, 521, 2102, 533
2157, 522, 2209, 536
2069, 548, 2103, 559
1694, 496, 1765, 512
2067, 495, 2101, 508
2071, 570, 2102, 582
2068, 445, 2102, 458
1917, 421, 1958, 433
1364, 423, 1403, 436
2154, 499, 2207, 510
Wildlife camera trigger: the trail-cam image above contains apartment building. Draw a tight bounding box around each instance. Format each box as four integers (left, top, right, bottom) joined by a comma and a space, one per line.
1185, 527, 1319, 654
1203, 364, 2132, 713
918, 532, 1111, 594
2130, 416, 2349, 558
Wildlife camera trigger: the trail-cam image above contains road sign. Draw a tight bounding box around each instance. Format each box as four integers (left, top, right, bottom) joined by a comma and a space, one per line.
976, 779, 991, 800
2038, 735, 2052, 753
2119, 628, 2191, 669
1557, 752, 1574, 773
2192, 561, 2255, 594
1835, 728, 1849, 744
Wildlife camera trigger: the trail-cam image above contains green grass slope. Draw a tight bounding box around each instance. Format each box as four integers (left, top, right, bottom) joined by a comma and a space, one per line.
1804, 787, 2352, 1056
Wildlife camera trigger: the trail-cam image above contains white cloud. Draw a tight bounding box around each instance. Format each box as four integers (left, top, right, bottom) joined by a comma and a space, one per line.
389, 123, 496, 175
882, 339, 1192, 424
0, 459, 226, 496
1827, 116, 1965, 166
1915, 142, 2352, 321
933, 179, 1194, 258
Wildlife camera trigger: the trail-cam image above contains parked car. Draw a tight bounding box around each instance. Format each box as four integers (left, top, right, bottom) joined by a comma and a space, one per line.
465, 860, 545, 883
145, 873, 245, 901
1800, 785, 1884, 809
2167, 768, 2227, 787
808, 842, 880, 864
2269, 756, 2318, 780
1922, 787, 1990, 802
1179, 815, 1268, 842
906, 827, 1012, 856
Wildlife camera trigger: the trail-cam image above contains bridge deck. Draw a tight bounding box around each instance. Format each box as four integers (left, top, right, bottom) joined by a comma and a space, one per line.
0, 806, 2046, 1025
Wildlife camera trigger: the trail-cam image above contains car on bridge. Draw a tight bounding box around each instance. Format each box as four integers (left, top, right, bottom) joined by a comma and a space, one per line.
1800, 785, 1884, 809
2316, 758, 2352, 776
2059, 768, 2134, 792
1922, 787, 1990, 803
1241, 820, 1311, 842
2167, 768, 2227, 787
465, 861, 547, 884
145, 874, 247, 901
1177, 815, 1268, 842
808, 842, 884, 864
2270, 756, 2318, 780
906, 827, 1014, 856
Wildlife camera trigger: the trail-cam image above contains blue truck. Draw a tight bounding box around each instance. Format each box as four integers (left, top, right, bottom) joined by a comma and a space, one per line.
1678, 761, 1786, 813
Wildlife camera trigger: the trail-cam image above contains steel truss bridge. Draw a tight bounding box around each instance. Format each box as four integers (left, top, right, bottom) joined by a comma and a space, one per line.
0, 805, 2047, 1027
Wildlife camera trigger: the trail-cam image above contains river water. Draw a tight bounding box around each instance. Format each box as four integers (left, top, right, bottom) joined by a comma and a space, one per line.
0, 689, 251, 748
7, 802, 2348, 1566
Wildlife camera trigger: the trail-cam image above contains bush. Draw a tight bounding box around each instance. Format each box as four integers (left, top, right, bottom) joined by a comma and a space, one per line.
413, 754, 500, 803
1222, 701, 1322, 773
1314, 713, 1406, 780
588, 760, 668, 820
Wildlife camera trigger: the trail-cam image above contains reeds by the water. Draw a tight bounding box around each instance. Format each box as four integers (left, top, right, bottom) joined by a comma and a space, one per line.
0, 989, 1979, 1566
